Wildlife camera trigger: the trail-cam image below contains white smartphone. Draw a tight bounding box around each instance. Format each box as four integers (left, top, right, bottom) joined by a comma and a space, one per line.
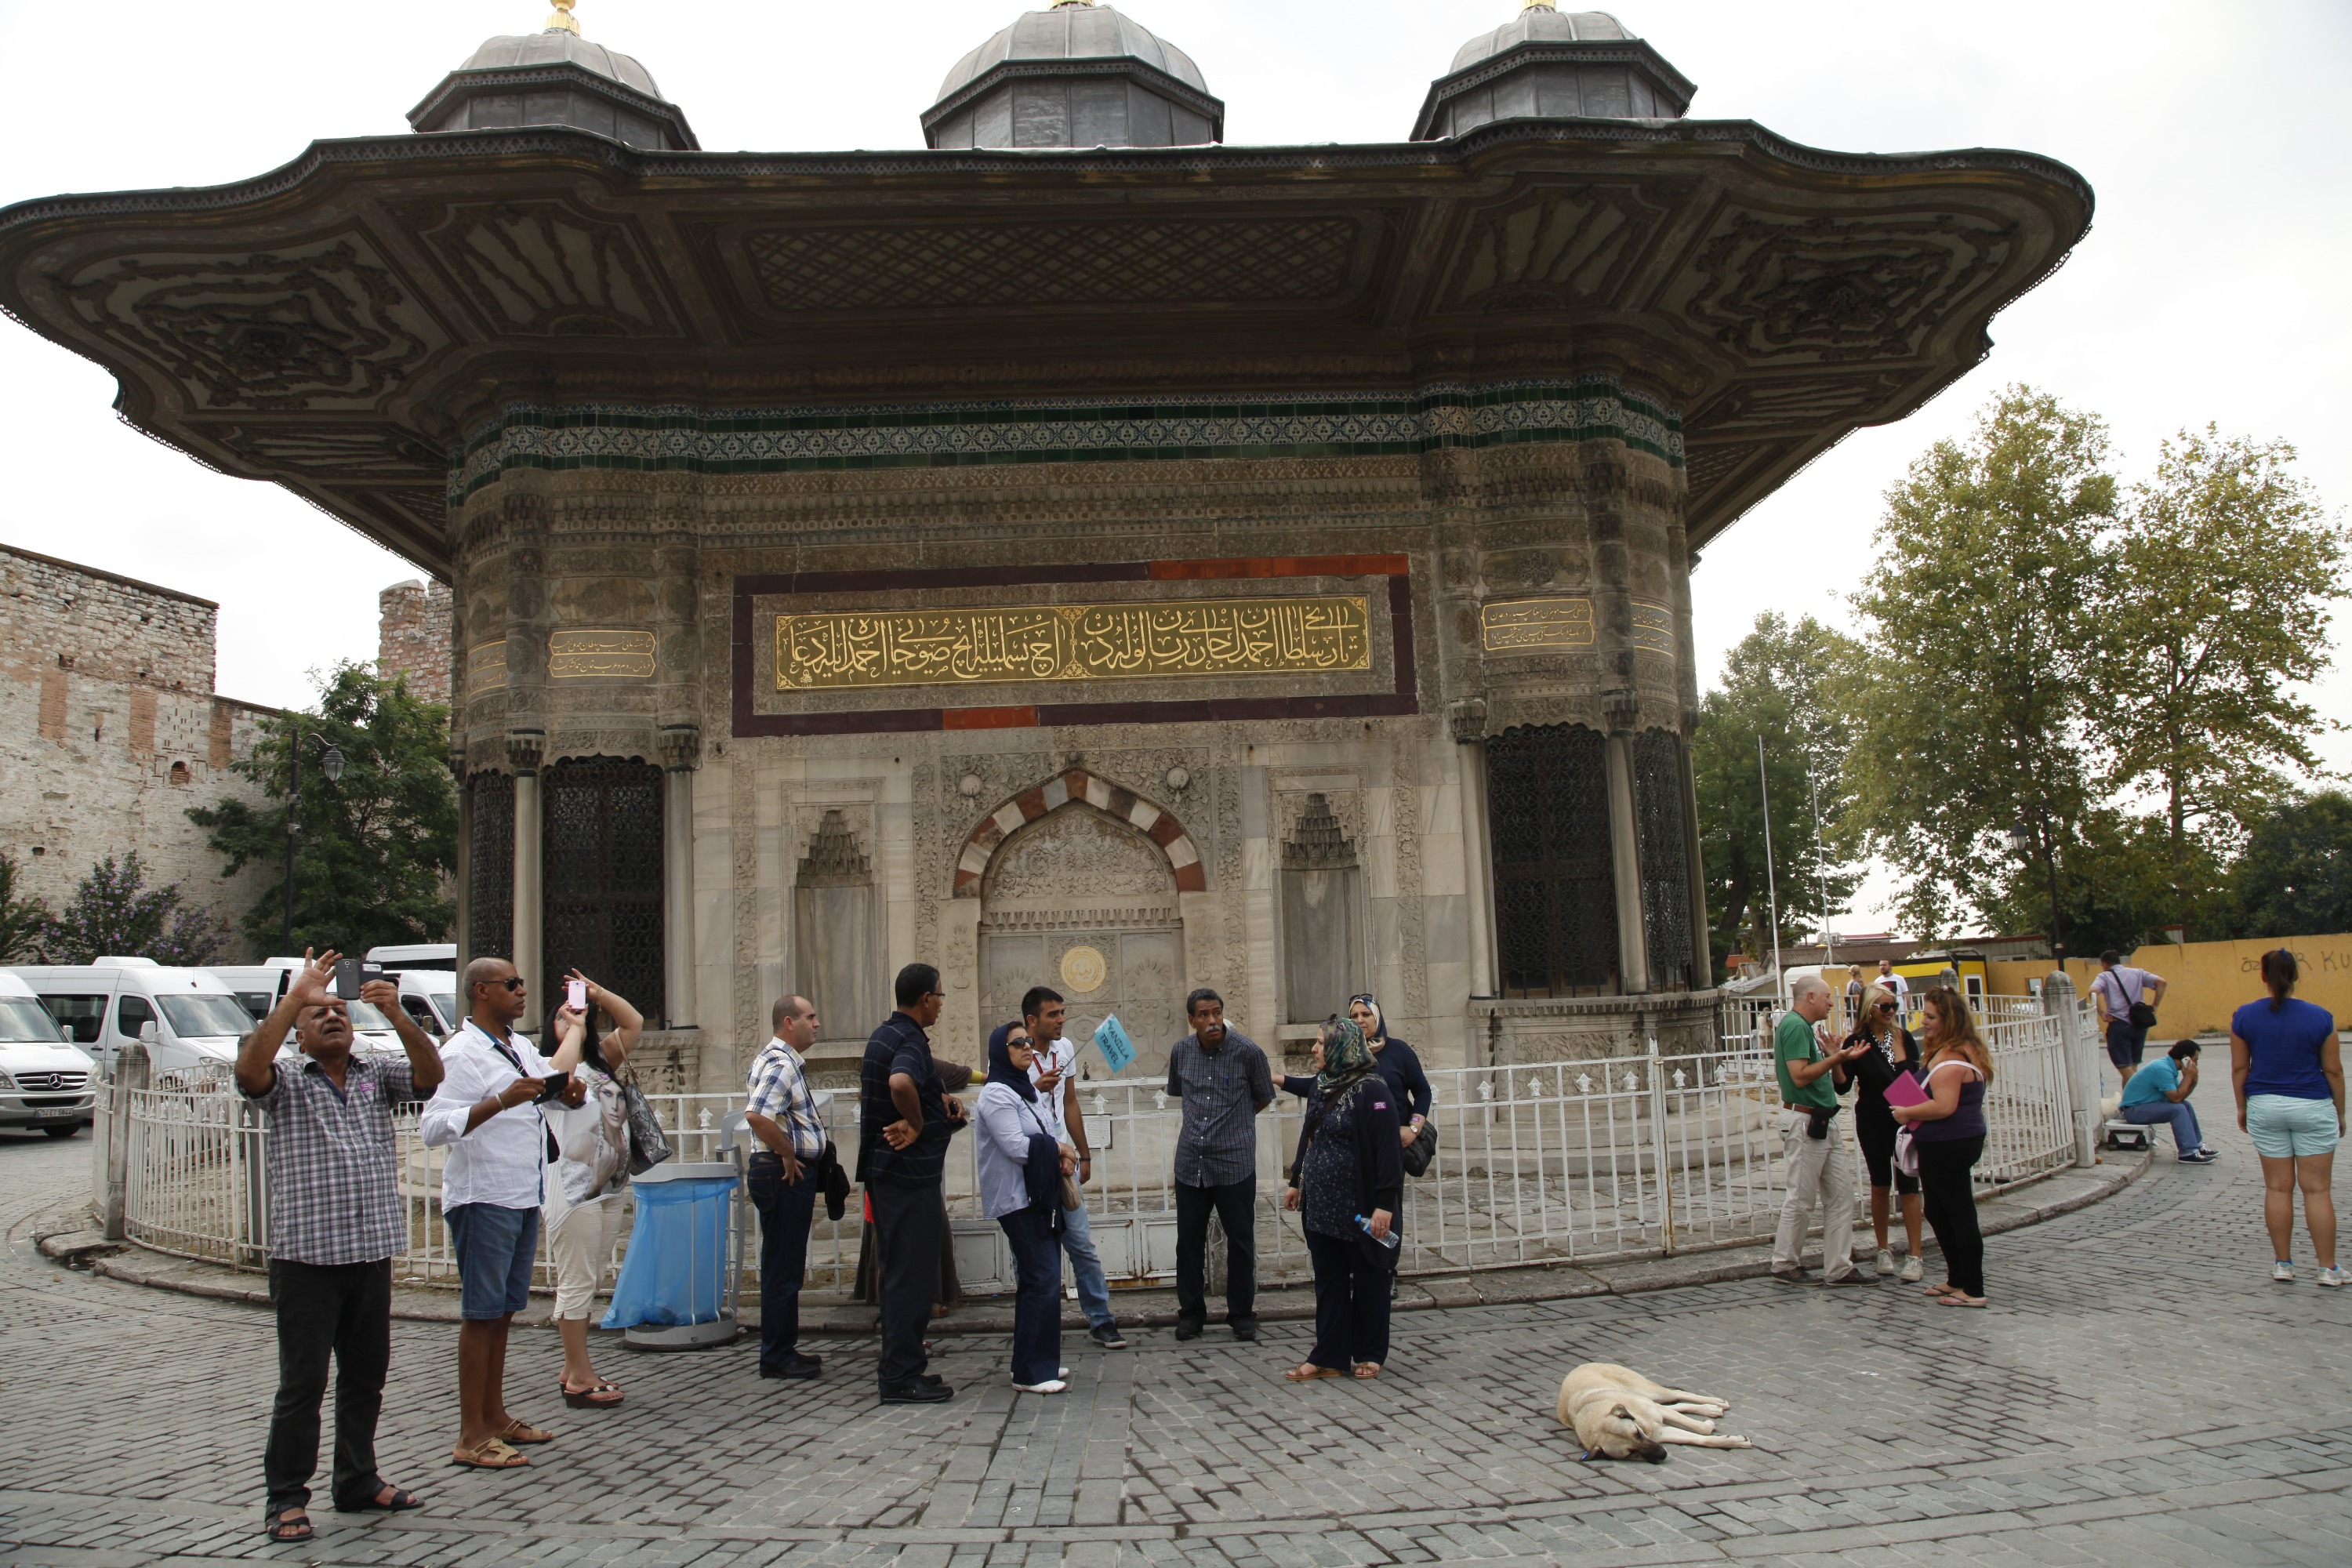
567, 978, 588, 1011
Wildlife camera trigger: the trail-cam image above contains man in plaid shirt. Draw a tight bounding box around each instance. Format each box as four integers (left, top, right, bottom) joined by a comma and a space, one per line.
746, 994, 829, 1381
234, 950, 444, 1544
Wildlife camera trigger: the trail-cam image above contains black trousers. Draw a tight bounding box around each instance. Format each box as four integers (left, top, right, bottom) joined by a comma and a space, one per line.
1916, 1135, 1987, 1297
1305, 1229, 1391, 1370
748, 1156, 818, 1370
264, 1257, 392, 1515
999, 1205, 1064, 1386
1174, 1175, 1257, 1326
869, 1178, 943, 1392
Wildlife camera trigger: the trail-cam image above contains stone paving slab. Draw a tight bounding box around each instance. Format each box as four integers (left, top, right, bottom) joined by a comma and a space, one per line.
2, 1123, 2339, 1568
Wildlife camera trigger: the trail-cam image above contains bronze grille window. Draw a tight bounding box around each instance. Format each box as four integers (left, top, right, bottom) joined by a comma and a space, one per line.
1634, 729, 1695, 993
543, 758, 665, 1026
1487, 723, 1617, 996
467, 771, 514, 967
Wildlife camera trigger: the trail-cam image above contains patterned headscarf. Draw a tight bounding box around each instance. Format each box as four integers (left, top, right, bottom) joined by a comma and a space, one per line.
1348, 992, 1386, 1047
1316, 1014, 1376, 1099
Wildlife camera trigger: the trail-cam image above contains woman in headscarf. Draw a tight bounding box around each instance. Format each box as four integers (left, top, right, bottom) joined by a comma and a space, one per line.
1280, 1014, 1403, 1381
974, 1022, 1078, 1393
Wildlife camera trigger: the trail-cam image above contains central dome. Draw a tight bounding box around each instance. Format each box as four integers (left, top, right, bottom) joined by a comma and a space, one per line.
1413, 2, 1693, 140
924, 1, 1223, 151
408, 3, 698, 151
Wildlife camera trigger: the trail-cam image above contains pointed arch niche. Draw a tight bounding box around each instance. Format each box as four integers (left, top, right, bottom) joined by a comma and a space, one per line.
794, 809, 883, 1047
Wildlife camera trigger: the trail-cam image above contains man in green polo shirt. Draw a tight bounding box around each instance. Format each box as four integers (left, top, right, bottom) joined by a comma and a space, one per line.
1770, 974, 1875, 1286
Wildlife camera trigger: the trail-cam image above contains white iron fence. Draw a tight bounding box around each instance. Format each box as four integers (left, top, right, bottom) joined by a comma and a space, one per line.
104, 1000, 2100, 1300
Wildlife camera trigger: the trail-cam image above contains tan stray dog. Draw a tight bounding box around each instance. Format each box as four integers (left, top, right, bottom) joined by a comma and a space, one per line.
1555, 1362, 1754, 1461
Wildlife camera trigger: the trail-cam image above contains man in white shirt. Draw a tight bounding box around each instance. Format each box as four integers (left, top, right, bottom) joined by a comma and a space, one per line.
1022, 986, 1127, 1349
418, 957, 583, 1470
1875, 960, 1911, 1007
2092, 949, 2169, 1091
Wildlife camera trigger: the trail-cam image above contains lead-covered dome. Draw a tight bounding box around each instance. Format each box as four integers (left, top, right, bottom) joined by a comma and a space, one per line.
1413, 2, 1693, 141
408, 2, 699, 151
924, 1, 1223, 150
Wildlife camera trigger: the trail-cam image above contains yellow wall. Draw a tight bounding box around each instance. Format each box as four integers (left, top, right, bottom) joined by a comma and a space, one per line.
1987, 932, 2352, 1037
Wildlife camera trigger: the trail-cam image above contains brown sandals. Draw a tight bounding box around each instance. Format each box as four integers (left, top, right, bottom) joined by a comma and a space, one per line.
561, 1379, 625, 1409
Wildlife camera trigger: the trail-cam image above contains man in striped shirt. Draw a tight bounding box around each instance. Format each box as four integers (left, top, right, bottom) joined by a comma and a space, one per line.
746, 994, 829, 1381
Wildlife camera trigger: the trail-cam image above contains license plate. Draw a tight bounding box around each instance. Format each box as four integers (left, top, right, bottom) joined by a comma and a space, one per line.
32, 1108, 78, 1120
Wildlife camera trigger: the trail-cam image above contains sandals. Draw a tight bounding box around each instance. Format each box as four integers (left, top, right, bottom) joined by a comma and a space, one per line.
450, 1437, 529, 1470
261, 1508, 313, 1541
1284, 1363, 1343, 1381
1352, 1363, 1382, 1380
499, 1418, 555, 1445
337, 1484, 423, 1513
1936, 1293, 1990, 1308
561, 1379, 625, 1409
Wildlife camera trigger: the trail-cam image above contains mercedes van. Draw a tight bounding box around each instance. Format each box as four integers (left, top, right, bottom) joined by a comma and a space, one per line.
0, 971, 96, 1137
10, 960, 258, 1077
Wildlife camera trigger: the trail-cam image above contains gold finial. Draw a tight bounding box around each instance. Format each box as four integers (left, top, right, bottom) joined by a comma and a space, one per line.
1522, 0, 1559, 9
546, 0, 580, 34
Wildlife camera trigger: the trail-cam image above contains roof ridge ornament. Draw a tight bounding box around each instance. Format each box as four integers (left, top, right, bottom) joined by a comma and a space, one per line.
546, 0, 580, 35
1523, 0, 1559, 9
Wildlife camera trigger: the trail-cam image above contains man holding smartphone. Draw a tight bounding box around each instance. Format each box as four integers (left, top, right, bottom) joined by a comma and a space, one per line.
419, 957, 585, 1470
1021, 986, 1127, 1349
235, 949, 443, 1543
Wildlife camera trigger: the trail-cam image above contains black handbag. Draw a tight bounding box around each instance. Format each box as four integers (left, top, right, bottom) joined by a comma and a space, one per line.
2110, 970, 2158, 1029
1401, 1118, 1439, 1178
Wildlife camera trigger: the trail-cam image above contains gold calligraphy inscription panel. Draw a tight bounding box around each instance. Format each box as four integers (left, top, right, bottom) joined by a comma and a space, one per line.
777, 596, 1372, 691
1630, 600, 1675, 655
1482, 597, 1595, 652
550, 628, 657, 680
466, 640, 508, 692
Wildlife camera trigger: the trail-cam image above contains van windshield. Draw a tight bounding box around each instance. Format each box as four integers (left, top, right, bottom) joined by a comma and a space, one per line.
157, 994, 260, 1040
347, 1000, 397, 1033
0, 1000, 66, 1044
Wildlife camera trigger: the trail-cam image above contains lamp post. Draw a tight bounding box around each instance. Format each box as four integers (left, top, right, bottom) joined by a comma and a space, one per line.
2008, 817, 2064, 967
282, 731, 346, 954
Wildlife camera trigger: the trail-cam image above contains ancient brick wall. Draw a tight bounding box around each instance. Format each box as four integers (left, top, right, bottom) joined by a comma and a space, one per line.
0, 544, 278, 952
377, 578, 452, 706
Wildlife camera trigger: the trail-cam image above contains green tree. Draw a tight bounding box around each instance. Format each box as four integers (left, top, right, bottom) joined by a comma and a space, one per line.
41, 854, 228, 965
1847, 386, 2118, 951
2219, 791, 2352, 940
190, 662, 457, 954
1693, 612, 1864, 967
0, 852, 52, 963
2091, 428, 2348, 932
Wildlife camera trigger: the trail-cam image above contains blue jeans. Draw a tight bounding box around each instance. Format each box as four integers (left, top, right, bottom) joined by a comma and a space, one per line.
445, 1202, 538, 1320
998, 1206, 1063, 1387
2122, 1098, 2202, 1154
1057, 1196, 1115, 1330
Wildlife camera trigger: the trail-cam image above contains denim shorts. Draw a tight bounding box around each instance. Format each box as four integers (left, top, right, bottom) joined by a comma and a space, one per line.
2245, 1094, 2342, 1160
447, 1201, 540, 1319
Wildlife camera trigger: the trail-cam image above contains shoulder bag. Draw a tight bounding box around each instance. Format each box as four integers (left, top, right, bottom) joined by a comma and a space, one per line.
1401, 1116, 1440, 1178
616, 1065, 672, 1175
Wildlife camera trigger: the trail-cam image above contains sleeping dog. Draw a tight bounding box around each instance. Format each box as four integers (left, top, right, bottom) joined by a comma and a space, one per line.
1555, 1362, 1755, 1461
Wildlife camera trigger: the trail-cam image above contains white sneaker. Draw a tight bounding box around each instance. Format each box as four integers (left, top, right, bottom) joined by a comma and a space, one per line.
2320, 1267, 2346, 1289
1013, 1378, 1069, 1395
1874, 1249, 1896, 1276
1899, 1256, 1923, 1283
2274, 1260, 2296, 1283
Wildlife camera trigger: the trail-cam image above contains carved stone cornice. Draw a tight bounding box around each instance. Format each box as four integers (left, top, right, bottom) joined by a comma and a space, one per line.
1447, 696, 1490, 745
1600, 688, 1642, 735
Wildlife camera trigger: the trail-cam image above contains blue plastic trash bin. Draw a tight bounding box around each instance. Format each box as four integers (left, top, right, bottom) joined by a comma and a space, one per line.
601, 1160, 742, 1348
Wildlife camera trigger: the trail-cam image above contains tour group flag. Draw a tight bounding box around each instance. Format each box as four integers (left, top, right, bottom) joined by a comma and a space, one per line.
1093, 1014, 1137, 1074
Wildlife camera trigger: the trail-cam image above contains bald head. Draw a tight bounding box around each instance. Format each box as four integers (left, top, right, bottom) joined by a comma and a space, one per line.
771, 993, 819, 1051
464, 956, 524, 1032
1789, 971, 1832, 1023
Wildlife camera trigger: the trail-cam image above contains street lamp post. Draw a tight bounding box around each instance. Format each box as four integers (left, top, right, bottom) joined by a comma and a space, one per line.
281, 731, 346, 955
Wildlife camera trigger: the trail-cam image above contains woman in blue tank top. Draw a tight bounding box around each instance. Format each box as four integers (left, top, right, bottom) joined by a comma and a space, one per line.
2231, 949, 2346, 1287
1891, 986, 1992, 1308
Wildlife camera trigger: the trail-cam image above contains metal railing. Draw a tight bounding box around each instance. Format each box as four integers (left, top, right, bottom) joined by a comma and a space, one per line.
103, 997, 2102, 1299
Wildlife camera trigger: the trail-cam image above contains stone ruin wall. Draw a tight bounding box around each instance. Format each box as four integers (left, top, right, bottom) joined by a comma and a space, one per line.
377, 579, 453, 706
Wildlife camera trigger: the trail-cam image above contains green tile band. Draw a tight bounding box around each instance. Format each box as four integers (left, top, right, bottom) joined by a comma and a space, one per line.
448, 378, 1683, 506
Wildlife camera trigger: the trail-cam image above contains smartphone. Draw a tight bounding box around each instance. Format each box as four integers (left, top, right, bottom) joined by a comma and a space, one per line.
567, 978, 588, 1011
534, 1069, 571, 1104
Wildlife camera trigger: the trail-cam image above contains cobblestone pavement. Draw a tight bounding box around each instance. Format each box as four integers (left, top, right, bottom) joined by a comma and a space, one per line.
3, 1115, 2347, 1568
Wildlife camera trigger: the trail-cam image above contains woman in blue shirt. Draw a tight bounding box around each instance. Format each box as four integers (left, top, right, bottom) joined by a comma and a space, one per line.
2230, 949, 2346, 1287
975, 1023, 1078, 1392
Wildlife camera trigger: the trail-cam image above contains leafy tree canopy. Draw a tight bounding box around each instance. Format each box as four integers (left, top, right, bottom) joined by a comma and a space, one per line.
41, 853, 227, 966
2219, 791, 2352, 941
0, 853, 52, 964
190, 662, 457, 956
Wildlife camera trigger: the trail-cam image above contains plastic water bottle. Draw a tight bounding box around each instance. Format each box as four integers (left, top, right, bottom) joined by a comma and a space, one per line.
1356, 1214, 1399, 1250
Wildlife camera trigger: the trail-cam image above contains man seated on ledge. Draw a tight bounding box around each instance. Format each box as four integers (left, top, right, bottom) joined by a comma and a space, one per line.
2120, 1040, 2215, 1163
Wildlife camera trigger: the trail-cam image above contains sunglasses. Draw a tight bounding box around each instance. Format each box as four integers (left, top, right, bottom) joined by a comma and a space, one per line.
485, 977, 524, 993
1875, 1001, 1899, 1012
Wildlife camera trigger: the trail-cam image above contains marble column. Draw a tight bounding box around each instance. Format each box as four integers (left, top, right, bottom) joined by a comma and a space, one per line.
1448, 697, 1497, 996
451, 744, 471, 974
659, 723, 700, 1029
507, 730, 544, 998
1602, 691, 1650, 994
1676, 728, 1713, 989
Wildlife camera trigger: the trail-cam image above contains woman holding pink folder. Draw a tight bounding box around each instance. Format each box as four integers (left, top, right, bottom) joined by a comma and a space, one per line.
1890, 987, 1994, 1308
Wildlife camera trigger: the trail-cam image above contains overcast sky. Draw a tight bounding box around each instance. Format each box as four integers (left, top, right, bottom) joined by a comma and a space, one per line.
2, 0, 2346, 934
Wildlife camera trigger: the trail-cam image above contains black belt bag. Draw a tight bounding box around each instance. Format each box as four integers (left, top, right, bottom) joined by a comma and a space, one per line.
1806, 1104, 1840, 1141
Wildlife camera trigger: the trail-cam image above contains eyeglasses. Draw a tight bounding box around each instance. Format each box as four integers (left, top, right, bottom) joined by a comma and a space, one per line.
487, 978, 524, 993
1007, 1036, 1031, 1049
1875, 1001, 1899, 1012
